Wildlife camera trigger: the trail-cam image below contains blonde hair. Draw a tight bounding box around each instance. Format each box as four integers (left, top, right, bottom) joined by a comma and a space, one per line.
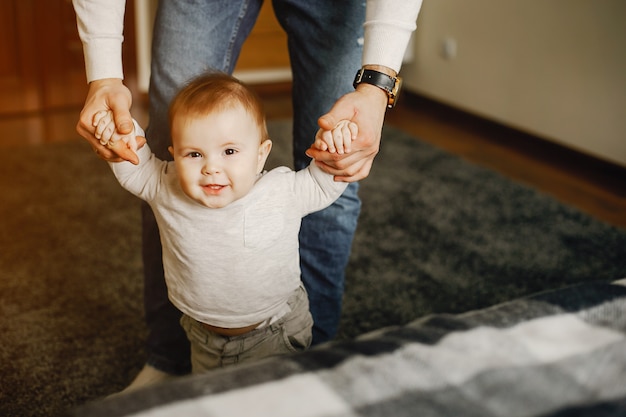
169, 72, 269, 142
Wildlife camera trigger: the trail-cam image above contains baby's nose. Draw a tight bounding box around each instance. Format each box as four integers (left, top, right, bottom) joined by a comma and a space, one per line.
202, 156, 221, 175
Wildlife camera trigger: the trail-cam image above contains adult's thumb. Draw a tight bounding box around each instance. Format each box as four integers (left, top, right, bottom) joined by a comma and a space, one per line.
116, 116, 134, 135
111, 104, 134, 135
318, 100, 353, 130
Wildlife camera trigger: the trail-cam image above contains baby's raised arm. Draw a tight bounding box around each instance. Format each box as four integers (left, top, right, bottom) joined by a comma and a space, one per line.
92, 110, 140, 165
313, 120, 358, 155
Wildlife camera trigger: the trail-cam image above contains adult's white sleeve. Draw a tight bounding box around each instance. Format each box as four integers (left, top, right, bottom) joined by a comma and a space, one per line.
362, 0, 423, 73
73, 0, 126, 82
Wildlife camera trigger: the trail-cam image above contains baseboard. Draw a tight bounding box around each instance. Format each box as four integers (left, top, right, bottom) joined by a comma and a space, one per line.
401, 91, 626, 198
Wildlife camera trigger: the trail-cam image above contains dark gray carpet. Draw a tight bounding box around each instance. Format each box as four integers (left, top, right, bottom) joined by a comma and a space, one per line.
1, 120, 625, 417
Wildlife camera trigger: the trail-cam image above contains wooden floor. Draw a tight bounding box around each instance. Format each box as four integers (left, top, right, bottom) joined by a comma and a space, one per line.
388, 93, 626, 229
1, 84, 624, 228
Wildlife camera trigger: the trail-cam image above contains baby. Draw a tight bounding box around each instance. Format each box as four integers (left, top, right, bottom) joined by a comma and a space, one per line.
92, 72, 356, 373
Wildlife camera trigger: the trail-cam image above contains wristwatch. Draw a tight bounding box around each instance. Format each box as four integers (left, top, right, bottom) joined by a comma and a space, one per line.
353, 68, 402, 109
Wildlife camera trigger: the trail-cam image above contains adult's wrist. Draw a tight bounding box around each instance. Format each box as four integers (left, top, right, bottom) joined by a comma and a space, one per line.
87, 79, 129, 99
353, 65, 401, 109
89, 78, 124, 88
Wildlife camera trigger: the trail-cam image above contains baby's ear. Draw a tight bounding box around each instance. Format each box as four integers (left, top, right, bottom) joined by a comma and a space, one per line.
168, 146, 175, 157
257, 139, 272, 171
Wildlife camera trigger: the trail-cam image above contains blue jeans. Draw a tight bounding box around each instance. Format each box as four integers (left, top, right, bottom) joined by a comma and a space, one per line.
144, 0, 364, 375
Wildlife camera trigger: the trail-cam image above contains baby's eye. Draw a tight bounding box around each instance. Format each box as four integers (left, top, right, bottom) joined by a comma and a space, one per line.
187, 151, 202, 158
224, 148, 237, 156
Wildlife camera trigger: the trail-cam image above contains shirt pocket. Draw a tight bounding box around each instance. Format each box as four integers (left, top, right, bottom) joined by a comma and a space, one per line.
243, 206, 286, 248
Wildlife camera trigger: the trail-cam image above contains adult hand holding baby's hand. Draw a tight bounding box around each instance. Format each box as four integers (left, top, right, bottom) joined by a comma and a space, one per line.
76, 79, 135, 163
313, 120, 357, 155
307, 83, 388, 182
92, 110, 142, 165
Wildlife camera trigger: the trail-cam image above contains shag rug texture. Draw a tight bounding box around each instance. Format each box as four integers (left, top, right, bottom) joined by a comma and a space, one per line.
1, 120, 625, 416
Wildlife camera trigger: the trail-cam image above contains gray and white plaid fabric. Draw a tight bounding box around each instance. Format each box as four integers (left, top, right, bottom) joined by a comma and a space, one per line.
74, 281, 626, 417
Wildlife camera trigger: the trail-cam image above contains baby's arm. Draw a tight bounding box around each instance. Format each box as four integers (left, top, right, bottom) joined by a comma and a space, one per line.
92, 110, 140, 165
313, 120, 358, 155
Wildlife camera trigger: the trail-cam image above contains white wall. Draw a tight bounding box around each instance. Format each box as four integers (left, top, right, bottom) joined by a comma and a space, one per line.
403, 0, 626, 167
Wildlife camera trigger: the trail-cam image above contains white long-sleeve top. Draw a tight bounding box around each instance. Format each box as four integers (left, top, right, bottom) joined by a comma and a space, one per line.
73, 0, 422, 82
110, 143, 348, 328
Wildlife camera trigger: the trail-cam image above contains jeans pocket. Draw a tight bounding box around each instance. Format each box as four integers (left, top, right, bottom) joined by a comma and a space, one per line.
180, 314, 209, 345
280, 289, 314, 352
281, 322, 312, 353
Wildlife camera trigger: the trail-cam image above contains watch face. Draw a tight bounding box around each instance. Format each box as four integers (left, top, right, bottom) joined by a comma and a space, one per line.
388, 76, 403, 109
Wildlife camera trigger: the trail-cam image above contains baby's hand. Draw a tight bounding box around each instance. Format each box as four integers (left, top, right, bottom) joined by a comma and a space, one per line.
92, 110, 140, 165
313, 120, 357, 155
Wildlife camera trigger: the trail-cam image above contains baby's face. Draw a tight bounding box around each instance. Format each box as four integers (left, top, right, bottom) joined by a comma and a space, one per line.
169, 105, 271, 208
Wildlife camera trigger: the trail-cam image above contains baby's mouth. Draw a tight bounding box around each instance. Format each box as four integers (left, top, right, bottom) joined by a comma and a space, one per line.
202, 184, 226, 194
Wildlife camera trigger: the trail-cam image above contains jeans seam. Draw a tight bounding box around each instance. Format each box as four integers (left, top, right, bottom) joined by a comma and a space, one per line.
225, 0, 252, 72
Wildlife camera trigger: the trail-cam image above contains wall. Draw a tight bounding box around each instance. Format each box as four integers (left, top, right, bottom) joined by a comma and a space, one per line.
403, 0, 626, 167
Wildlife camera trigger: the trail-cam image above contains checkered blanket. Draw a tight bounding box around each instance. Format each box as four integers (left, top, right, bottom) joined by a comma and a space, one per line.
73, 280, 626, 417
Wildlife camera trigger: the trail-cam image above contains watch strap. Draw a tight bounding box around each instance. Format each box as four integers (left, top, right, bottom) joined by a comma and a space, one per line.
353, 69, 395, 93
353, 69, 401, 108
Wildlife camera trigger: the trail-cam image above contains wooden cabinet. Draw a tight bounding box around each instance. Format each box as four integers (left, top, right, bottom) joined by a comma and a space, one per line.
0, 1, 41, 114
0, 0, 288, 118
0, 0, 136, 116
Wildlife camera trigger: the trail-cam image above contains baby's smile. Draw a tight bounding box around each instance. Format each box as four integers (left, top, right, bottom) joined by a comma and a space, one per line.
202, 184, 227, 195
